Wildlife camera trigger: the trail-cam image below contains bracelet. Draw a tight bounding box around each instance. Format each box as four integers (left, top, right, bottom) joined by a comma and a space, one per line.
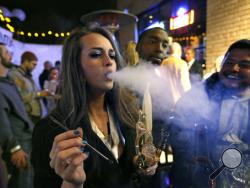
10, 145, 21, 154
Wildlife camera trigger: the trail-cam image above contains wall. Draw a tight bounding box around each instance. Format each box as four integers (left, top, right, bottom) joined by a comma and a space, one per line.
206, 0, 250, 72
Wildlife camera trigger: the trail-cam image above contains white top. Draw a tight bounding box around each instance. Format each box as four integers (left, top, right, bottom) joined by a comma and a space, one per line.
89, 107, 120, 160
219, 89, 250, 141
187, 59, 195, 69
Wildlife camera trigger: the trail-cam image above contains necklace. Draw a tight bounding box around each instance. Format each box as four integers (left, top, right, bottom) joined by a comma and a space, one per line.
89, 109, 114, 148
106, 121, 114, 147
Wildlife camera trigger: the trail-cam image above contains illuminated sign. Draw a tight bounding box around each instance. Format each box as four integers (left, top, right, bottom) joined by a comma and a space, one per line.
170, 9, 194, 30
146, 21, 165, 30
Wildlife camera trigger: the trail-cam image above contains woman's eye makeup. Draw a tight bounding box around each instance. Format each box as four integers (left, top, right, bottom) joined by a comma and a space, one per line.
89, 49, 116, 60
109, 50, 116, 59
89, 50, 102, 58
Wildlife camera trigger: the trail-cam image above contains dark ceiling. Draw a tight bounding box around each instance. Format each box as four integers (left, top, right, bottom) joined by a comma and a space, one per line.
1, 0, 117, 44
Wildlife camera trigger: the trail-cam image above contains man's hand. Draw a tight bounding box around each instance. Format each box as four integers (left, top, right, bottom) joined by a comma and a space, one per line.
11, 149, 28, 169
133, 155, 158, 176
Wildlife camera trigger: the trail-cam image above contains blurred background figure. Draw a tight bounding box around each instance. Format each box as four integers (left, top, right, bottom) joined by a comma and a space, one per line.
43, 67, 60, 113
0, 43, 34, 188
38, 61, 53, 90
38, 61, 53, 107
198, 51, 206, 70
124, 41, 139, 66
54, 60, 61, 72
185, 46, 203, 84
203, 54, 224, 80
161, 42, 191, 104
8, 51, 51, 124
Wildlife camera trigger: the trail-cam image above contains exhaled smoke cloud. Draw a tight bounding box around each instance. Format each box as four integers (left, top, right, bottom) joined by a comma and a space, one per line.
110, 62, 165, 96
109, 60, 216, 128
109, 61, 183, 121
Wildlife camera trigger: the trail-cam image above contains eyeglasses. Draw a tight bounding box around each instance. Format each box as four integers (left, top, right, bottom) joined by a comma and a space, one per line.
223, 60, 250, 69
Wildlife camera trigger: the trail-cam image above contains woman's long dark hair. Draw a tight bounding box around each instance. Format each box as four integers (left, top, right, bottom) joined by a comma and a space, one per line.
55, 26, 138, 129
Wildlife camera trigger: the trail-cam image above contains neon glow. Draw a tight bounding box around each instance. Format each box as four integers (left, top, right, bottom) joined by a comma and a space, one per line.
177, 7, 187, 16
170, 9, 194, 30
146, 21, 165, 30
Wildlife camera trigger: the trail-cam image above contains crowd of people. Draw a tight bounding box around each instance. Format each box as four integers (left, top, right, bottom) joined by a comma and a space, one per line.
0, 25, 249, 188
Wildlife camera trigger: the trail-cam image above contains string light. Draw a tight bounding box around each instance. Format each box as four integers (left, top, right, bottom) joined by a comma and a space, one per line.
0, 14, 5, 21
6, 23, 15, 32
1, 9, 71, 40
5, 17, 11, 23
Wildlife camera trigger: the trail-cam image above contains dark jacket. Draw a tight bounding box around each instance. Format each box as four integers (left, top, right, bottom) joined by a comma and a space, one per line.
0, 76, 33, 158
189, 60, 203, 83
0, 76, 34, 188
39, 70, 50, 90
31, 108, 137, 188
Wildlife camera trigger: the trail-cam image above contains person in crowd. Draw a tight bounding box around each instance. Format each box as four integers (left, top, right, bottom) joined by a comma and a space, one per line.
8, 51, 51, 124
55, 60, 61, 72
124, 41, 139, 66
31, 26, 158, 188
136, 27, 169, 65
135, 27, 173, 188
185, 46, 203, 83
39, 61, 53, 90
198, 51, 206, 70
172, 39, 250, 188
39, 61, 53, 107
0, 43, 34, 188
43, 67, 60, 113
161, 42, 191, 105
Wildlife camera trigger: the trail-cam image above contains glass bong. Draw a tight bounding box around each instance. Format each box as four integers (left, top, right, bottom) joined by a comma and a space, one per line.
134, 110, 162, 169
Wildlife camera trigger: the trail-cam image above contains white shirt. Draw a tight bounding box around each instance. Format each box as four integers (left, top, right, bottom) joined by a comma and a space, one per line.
89, 107, 120, 160
187, 59, 195, 69
219, 89, 250, 141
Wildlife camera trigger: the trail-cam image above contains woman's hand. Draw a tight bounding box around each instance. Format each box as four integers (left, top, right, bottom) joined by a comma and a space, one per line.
49, 128, 88, 186
133, 155, 158, 176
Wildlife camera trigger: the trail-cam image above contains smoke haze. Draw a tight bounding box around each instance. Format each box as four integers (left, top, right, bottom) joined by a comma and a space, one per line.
109, 61, 216, 128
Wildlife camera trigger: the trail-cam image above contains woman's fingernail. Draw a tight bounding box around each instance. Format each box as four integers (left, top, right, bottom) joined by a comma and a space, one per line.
82, 140, 87, 145
80, 146, 85, 153
73, 130, 80, 136
85, 152, 90, 157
